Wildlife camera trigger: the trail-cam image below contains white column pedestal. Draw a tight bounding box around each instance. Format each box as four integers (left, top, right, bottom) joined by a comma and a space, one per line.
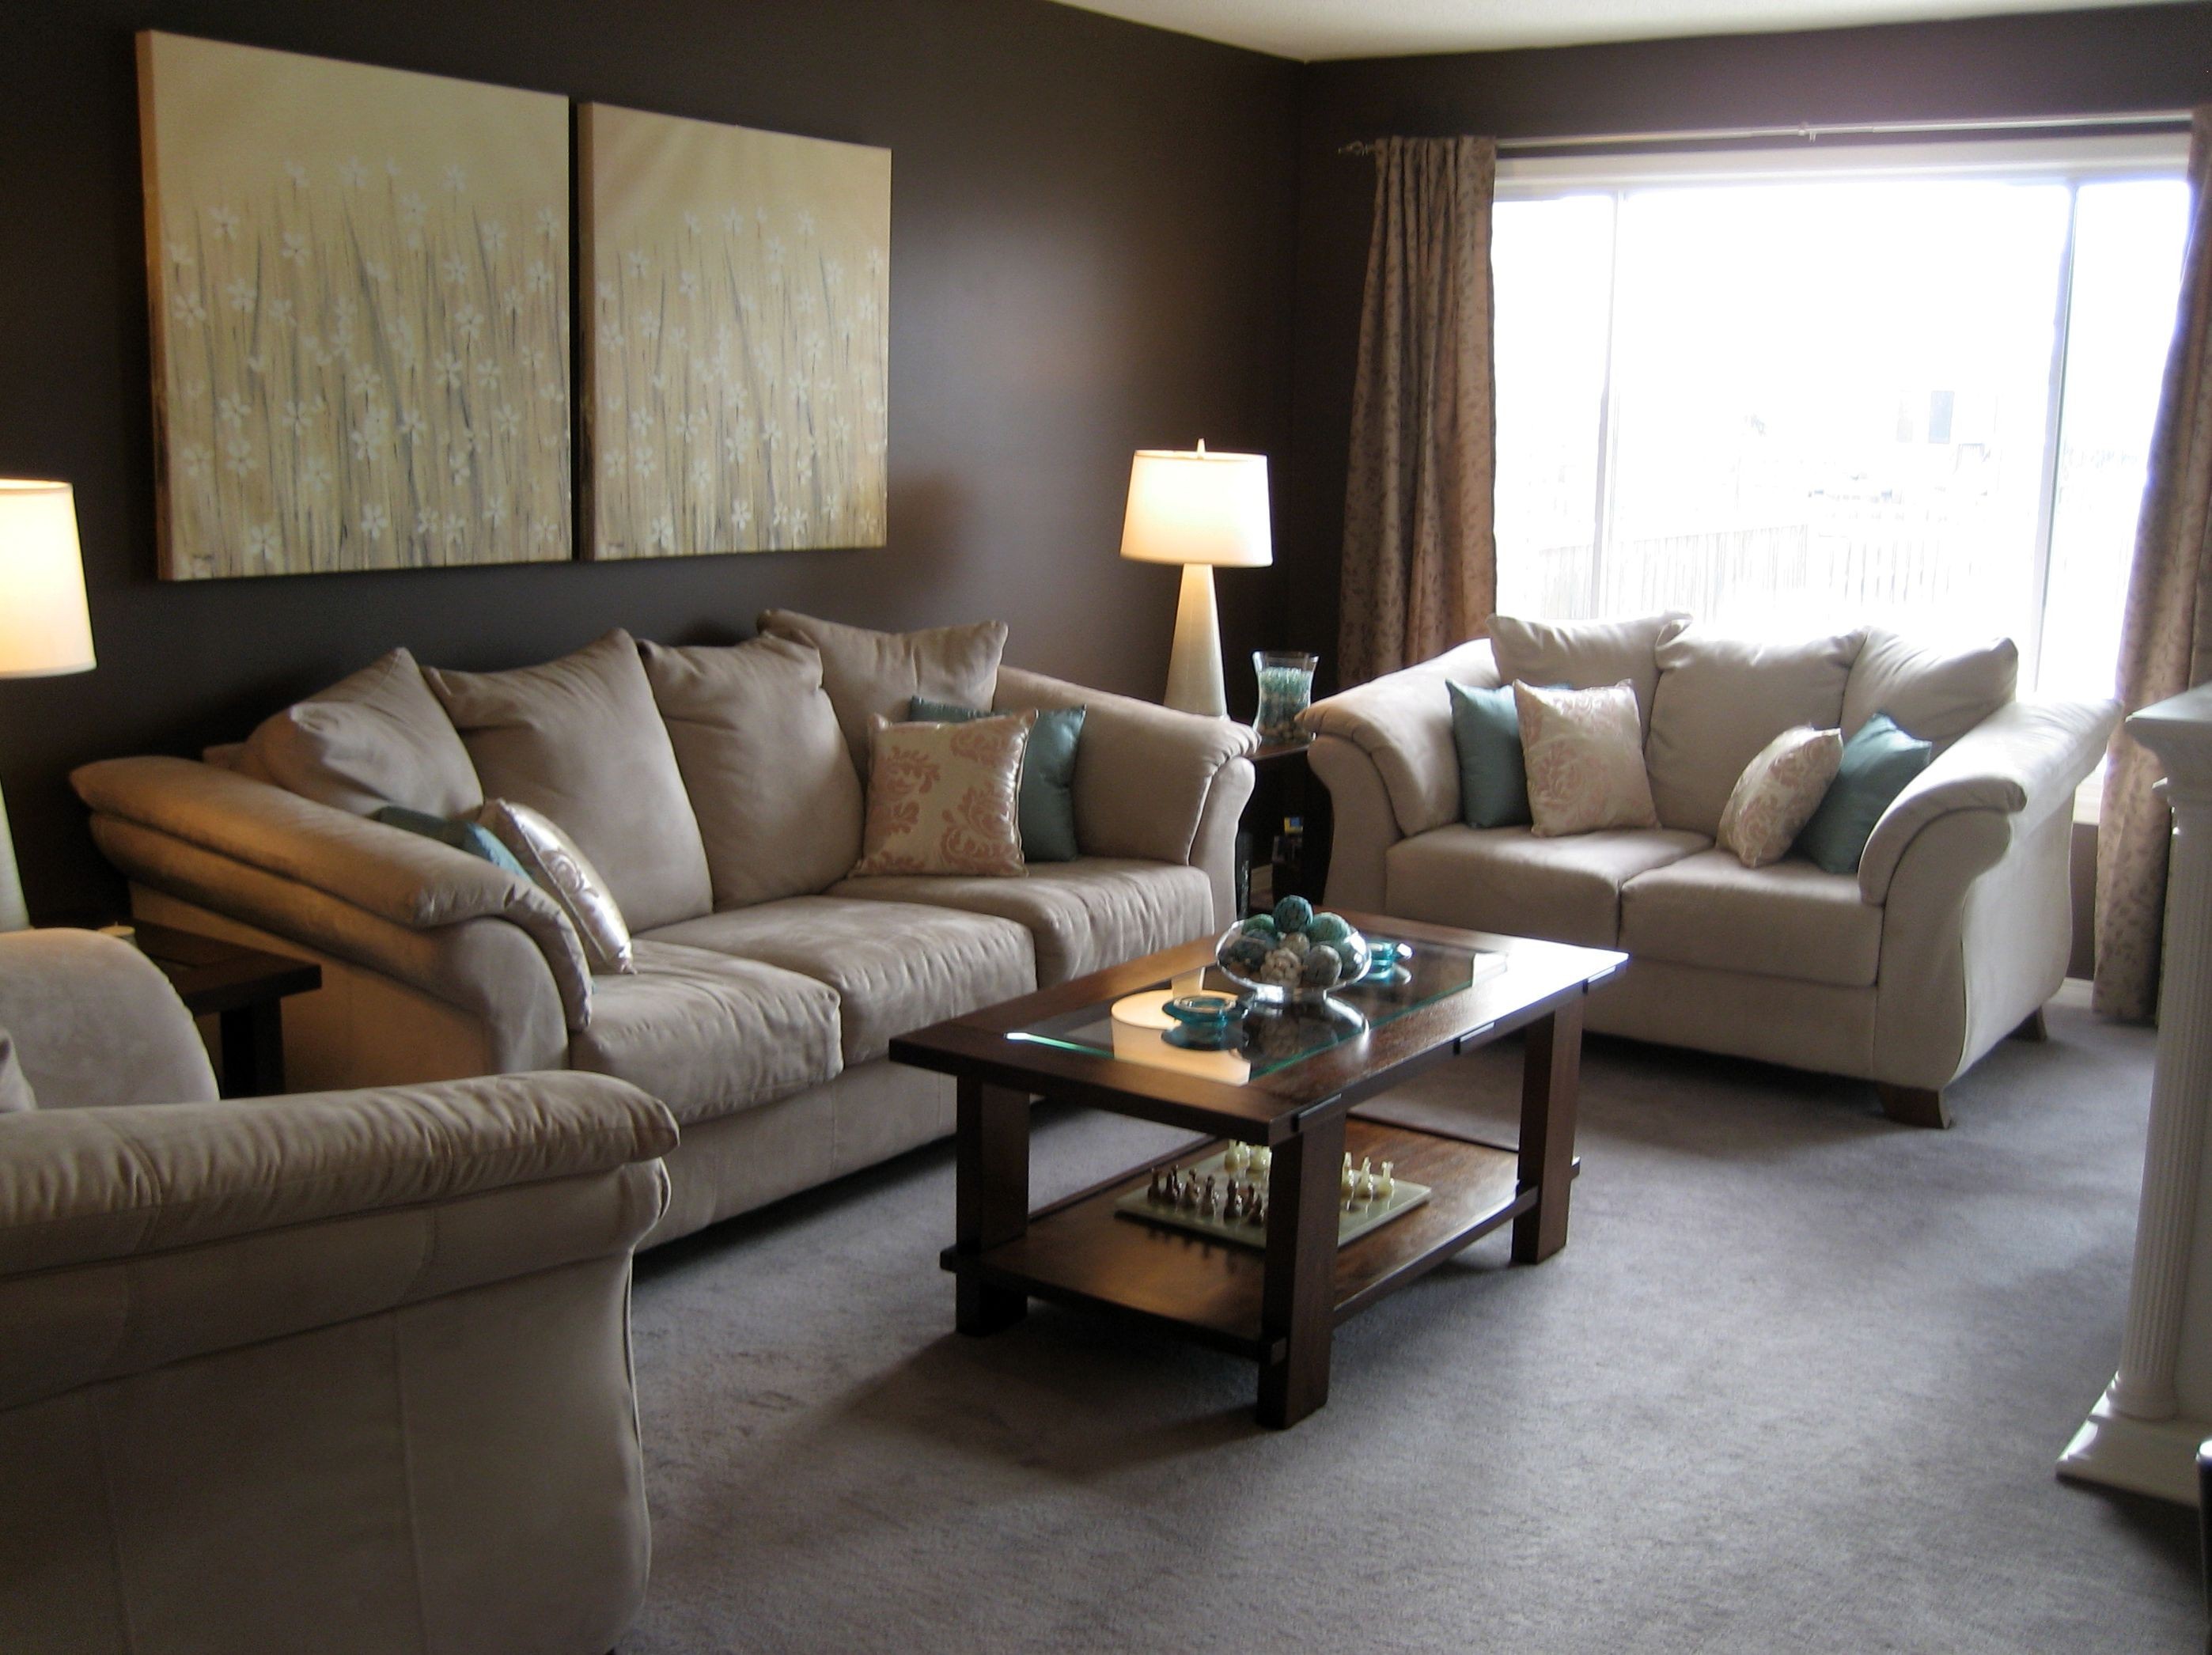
2060, 681, 2212, 1506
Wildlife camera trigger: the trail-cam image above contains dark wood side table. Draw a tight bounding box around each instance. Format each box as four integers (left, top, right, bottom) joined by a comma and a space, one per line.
1240, 733, 1332, 915
131, 922, 321, 1098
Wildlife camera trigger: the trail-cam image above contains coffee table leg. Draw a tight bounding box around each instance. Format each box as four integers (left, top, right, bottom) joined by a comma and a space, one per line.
1257, 1111, 1345, 1429
1512, 997, 1584, 1264
955, 1078, 1030, 1335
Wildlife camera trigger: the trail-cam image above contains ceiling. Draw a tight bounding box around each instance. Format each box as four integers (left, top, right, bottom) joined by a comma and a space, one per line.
1052, 0, 2197, 61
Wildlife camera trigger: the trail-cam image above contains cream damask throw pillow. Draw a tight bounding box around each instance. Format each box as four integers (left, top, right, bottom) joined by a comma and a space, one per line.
851, 713, 1032, 878
477, 798, 637, 975
1513, 681, 1658, 837
1717, 725, 1845, 868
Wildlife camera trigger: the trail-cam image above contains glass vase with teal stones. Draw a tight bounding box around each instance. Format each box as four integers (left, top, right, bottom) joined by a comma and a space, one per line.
1252, 651, 1318, 744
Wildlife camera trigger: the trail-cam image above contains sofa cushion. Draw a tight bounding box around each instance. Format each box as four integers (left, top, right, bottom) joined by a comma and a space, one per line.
759, 609, 1008, 774
570, 941, 842, 1124
1489, 612, 1688, 736
1843, 631, 2018, 747
1384, 824, 1709, 947
1620, 850, 1883, 989
913, 696, 1086, 863
1515, 681, 1658, 836
477, 798, 637, 976
830, 858, 1212, 987
1717, 726, 1843, 869
1795, 714, 1934, 875
852, 714, 1032, 878
638, 635, 864, 908
243, 648, 482, 817
425, 631, 713, 932
1645, 626, 1865, 837
1449, 680, 1533, 829
644, 896, 1036, 1064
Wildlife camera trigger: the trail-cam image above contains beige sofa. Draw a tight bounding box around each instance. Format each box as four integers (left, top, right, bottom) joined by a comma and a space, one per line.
1300, 615, 2119, 1125
73, 612, 1255, 1243
0, 928, 676, 1655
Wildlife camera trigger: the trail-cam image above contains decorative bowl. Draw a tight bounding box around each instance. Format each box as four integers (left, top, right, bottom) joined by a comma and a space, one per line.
1214, 898, 1375, 1006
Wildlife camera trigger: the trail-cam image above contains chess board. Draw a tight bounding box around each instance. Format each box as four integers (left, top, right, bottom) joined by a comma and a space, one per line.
1112, 1146, 1431, 1251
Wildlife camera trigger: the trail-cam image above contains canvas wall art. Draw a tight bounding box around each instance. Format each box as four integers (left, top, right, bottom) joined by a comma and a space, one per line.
580, 104, 890, 559
139, 32, 571, 579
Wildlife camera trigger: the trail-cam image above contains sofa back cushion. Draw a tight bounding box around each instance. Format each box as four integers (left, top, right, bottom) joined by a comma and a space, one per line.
640, 636, 865, 907
1645, 627, 1865, 836
1843, 631, 2017, 747
425, 631, 713, 931
242, 648, 482, 817
1490, 612, 1689, 737
758, 609, 1007, 772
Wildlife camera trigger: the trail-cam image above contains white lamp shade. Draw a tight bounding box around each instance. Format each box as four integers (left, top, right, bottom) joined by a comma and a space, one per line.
1118, 445, 1272, 570
0, 480, 93, 679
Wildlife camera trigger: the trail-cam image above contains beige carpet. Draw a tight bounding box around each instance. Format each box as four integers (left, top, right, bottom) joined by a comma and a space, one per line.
624, 983, 2199, 1653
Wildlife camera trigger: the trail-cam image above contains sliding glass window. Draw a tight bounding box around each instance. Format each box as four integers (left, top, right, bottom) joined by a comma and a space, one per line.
1491, 138, 2191, 697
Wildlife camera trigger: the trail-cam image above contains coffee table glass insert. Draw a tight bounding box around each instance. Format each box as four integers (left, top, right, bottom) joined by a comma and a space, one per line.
1004, 935, 1505, 1081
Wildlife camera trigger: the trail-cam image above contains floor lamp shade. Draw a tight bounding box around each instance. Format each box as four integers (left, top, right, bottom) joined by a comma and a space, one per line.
0, 480, 95, 931
1119, 444, 1271, 717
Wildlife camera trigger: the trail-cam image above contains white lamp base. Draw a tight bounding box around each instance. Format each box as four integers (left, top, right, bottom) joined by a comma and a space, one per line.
1164, 563, 1227, 718
0, 775, 28, 932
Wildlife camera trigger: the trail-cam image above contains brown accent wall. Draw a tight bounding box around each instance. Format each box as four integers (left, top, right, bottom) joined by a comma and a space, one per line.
1288, 3, 2212, 692
0, 0, 1298, 919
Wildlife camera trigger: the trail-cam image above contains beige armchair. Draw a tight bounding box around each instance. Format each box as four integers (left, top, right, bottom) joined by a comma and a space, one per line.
0, 929, 677, 1655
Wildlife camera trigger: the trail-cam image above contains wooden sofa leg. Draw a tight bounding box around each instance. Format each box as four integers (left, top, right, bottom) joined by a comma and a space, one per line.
2010, 1007, 2051, 1043
1877, 1084, 1952, 1130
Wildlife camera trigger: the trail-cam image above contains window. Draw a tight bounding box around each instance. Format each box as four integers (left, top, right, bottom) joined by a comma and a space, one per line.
1491, 139, 2191, 698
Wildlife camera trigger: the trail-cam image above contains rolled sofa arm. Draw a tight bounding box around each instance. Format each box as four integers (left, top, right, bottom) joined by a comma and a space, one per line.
994, 665, 1259, 868
1297, 638, 1498, 840
72, 756, 593, 1035
1857, 697, 2119, 904
0, 930, 217, 1112
0, 1073, 676, 1413
0, 1071, 676, 1277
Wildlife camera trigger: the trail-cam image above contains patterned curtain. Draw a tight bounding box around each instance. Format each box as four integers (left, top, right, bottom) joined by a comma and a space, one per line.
2096, 107, 2212, 1022
1338, 136, 1498, 685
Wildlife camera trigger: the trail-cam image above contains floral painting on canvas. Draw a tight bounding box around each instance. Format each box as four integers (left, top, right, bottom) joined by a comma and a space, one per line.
580, 104, 890, 559
138, 32, 570, 579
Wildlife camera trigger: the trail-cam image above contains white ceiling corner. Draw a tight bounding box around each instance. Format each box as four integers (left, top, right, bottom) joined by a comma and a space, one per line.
1051, 0, 2199, 62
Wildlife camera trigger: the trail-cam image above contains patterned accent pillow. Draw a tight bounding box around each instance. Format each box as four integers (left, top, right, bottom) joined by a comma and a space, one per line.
476, 798, 637, 975
1513, 681, 1659, 837
851, 712, 1032, 878
1718, 725, 1845, 868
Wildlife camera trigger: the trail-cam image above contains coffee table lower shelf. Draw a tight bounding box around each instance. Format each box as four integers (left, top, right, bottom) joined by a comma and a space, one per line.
938, 1117, 1579, 1365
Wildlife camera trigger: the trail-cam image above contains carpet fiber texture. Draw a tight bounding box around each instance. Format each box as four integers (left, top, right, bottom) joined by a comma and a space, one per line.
625, 983, 2199, 1653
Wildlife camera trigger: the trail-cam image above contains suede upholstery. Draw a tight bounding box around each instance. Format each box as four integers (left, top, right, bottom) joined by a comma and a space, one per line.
1489, 612, 1688, 735
641, 635, 865, 907
0, 1032, 32, 1114
759, 609, 1008, 772
77, 622, 1252, 1244
241, 646, 483, 818
1309, 622, 2119, 1104
831, 858, 1214, 986
0, 931, 676, 1655
1644, 626, 1864, 837
1295, 638, 1498, 836
426, 631, 714, 933
0, 930, 216, 1111
646, 896, 1036, 1065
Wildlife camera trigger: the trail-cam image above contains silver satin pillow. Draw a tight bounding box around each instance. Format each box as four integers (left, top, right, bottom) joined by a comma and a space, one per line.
0, 1028, 34, 1112
476, 799, 637, 976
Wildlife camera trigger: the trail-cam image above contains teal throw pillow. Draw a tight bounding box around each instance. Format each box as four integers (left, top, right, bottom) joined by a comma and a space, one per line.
908, 697, 1085, 862
1793, 714, 1934, 875
374, 805, 532, 881
1448, 680, 1536, 829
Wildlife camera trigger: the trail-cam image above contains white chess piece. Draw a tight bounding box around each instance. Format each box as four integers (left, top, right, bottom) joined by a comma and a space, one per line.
1340, 1153, 1356, 1199
1253, 1146, 1272, 1180
1378, 1161, 1396, 1199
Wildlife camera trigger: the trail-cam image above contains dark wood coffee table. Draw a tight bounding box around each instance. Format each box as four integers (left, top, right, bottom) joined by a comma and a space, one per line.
889, 914, 1624, 1428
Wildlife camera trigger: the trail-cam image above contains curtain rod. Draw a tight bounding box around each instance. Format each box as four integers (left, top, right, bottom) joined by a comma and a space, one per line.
1337, 110, 2191, 156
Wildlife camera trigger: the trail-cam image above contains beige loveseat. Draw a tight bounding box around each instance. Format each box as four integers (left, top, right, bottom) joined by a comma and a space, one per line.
0, 928, 675, 1654
1301, 614, 2119, 1125
73, 612, 1255, 1243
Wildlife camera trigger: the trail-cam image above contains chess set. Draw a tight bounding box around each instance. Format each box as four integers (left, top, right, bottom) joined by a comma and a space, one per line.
1112, 1140, 1432, 1249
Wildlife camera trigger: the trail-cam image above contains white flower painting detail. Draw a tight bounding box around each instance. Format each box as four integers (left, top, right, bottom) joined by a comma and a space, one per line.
139, 32, 570, 578
580, 103, 888, 559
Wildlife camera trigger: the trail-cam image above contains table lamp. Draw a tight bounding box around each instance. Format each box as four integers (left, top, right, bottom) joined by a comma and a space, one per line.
1119, 441, 1271, 717
0, 480, 96, 930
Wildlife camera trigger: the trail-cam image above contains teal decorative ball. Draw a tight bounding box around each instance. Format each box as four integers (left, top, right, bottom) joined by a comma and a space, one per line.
1301, 945, 1344, 988
1241, 915, 1278, 941
1307, 913, 1352, 948
1272, 896, 1314, 934
1221, 936, 1270, 974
